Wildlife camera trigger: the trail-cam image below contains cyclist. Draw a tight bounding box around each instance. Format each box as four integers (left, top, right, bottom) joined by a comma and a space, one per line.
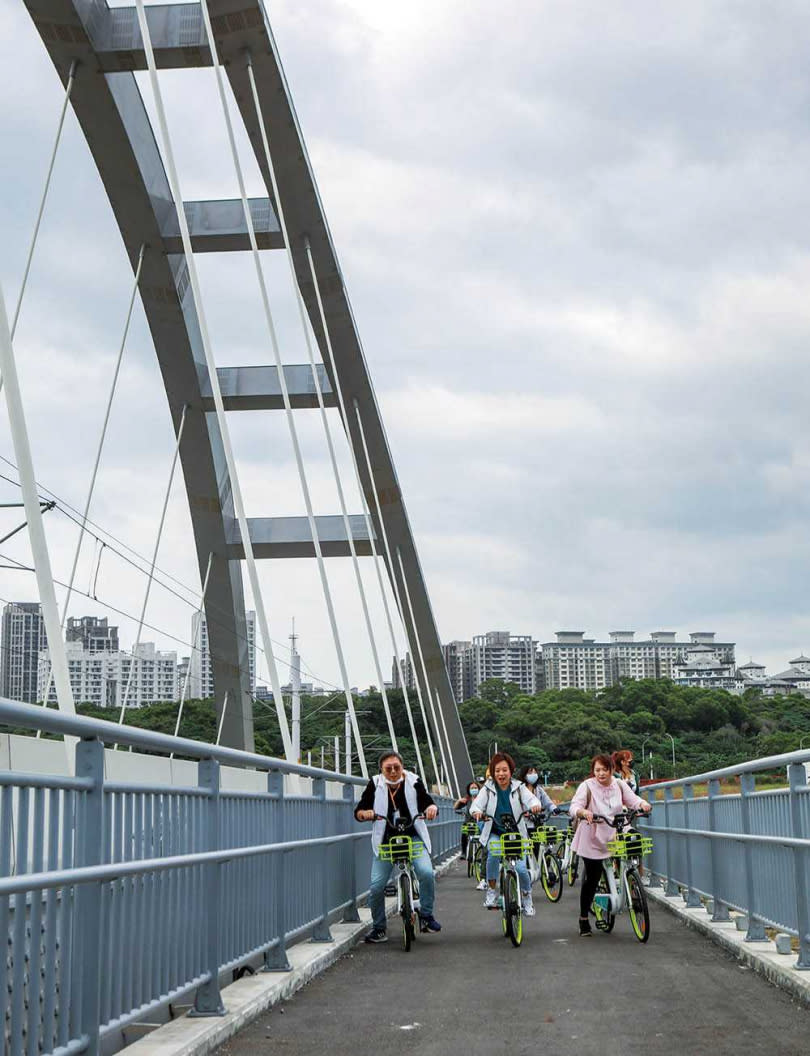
355, 750, 441, 943
454, 779, 481, 857
470, 752, 543, 916
517, 764, 561, 862
569, 753, 651, 936
612, 749, 640, 795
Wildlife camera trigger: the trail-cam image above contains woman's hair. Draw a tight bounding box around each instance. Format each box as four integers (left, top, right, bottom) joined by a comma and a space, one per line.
589, 753, 614, 776
378, 750, 403, 770
516, 763, 538, 784
612, 749, 634, 774
465, 780, 480, 796
489, 751, 516, 777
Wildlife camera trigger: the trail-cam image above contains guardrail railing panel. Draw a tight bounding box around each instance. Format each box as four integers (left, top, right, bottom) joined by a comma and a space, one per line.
0, 699, 460, 1055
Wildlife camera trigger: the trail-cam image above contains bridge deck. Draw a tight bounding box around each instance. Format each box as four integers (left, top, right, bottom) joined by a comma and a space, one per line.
216, 861, 808, 1056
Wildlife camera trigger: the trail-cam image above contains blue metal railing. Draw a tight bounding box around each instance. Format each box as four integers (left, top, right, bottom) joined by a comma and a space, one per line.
642, 749, 810, 969
0, 699, 459, 1056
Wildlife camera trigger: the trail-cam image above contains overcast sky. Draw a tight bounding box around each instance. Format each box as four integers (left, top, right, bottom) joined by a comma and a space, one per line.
1, 0, 810, 693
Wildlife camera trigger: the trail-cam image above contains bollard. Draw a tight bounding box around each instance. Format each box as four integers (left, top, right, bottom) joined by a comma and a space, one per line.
775, 934, 793, 955
735, 915, 749, 932
705, 899, 714, 915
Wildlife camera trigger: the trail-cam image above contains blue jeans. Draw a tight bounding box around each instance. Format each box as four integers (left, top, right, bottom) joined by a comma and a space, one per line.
486, 836, 531, 894
369, 848, 435, 930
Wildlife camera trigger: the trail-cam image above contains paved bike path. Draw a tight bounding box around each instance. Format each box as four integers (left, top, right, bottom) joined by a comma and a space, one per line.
215, 859, 808, 1056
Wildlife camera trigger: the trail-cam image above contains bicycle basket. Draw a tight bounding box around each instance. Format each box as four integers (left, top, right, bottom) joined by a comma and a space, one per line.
378, 836, 424, 863
607, 831, 653, 858
492, 832, 532, 859
530, 824, 560, 846
461, 822, 479, 836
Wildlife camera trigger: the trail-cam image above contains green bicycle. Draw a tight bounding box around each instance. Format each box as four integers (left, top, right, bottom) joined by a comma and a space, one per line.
590, 808, 653, 943
377, 814, 427, 952
462, 821, 485, 883
528, 821, 564, 902
482, 813, 534, 947
554, 823, 580, 886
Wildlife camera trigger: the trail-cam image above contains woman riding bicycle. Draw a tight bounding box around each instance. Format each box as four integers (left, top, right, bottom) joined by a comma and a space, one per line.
516, 764, 559, 859
612, 749, 640, 795
471, 752, 543, 916
569, 753, 651, 936
454, 780, 481, 856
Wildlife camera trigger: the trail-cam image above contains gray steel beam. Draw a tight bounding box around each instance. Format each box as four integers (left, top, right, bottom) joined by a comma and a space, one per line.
26, 0, 255, 750
226, 516, 372, 560
163, 198, 284, 253
204, 365, 335, 411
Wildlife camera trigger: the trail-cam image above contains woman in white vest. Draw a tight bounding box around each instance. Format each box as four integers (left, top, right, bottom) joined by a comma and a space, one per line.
471, 752, 543, 916
355, 750, 440, 944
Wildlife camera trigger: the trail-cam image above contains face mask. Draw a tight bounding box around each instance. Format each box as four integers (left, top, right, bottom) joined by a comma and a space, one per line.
384, 775, 403, 787
526, 774, 539, 785
469, 788, 479, 797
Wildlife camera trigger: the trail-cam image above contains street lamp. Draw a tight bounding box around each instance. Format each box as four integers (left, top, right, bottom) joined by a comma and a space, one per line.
641, 735, 652, 761
664, 732, 675, 772
800, 735, 810, 751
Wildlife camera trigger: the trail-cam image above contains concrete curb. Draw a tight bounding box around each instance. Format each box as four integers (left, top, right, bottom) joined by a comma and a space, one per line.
645, 883, 810, 1006
124, 853, 460, 1056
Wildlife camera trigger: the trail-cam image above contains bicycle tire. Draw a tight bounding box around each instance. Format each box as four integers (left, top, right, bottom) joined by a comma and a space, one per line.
466, 846, 474, 878
592, 871, 615, 933
399, 870, 414, 951
626, 868, 650, 943
541, 850, 563, 903
472, 843, 484, 883
507, 870, 523, 947
568, 851, 580, 887
499, 872, 509, 936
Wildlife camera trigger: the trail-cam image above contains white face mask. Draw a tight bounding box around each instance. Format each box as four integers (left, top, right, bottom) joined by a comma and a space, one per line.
526, 773, 539, 785
469, 788, 479, 797
384, 775, 403, 787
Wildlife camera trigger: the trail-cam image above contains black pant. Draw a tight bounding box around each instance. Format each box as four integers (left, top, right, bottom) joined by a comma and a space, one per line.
579, 856, 606, 917
461, 832, 469, 855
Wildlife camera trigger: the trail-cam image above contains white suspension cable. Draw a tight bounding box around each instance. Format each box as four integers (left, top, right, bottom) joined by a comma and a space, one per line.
6, 61, 78, 352
133, 0, 293, 759
396, 546, 452, 795
351, 400, 441, 787
117, 402, 187, 725
204, 27, 368, 776
215, 690, 229, 746
241, 102, 397, 754
434, 683, 460, 798
41, 244, 145, 710
302, 240, 430, 776
170, 551, 213, 757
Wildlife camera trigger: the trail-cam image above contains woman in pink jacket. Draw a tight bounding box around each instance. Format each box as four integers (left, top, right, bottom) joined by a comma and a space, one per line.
569, 753, 651, 936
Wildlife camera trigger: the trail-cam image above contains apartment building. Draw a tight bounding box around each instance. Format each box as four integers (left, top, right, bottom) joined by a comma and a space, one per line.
38, 640, 179, 708
189, 611, 256, 700
1, 602, 46, 703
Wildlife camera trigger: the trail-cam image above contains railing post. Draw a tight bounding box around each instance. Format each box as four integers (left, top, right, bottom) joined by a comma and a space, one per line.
708, 778, 730, 921
342, 781, 360, 923
74, 737, 104, 1056
663, 787, 679, 896
263, 769, 291, 971
740, 772, 767, 941
682, 784, 702, 907
645, 791, 661, 887
788, 762, 810, 969
191, 758, 225, 1015
310, 776, 333, 943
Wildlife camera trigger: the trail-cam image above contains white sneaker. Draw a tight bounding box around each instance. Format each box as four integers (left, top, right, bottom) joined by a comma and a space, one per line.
476, 879, 487, 891
484, 887, 499, 909
522, 892, 535, 917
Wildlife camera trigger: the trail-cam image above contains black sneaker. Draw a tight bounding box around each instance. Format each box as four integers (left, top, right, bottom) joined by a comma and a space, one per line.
579, 918, 592, 937
419, 915, 442, 934
364, 928, 388, 944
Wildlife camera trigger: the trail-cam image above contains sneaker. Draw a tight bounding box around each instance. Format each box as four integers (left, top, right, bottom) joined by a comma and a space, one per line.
476, 879, 488, 891
579, 918, 592, 937
484, 887, 499, 910
364, 928, 388, 944
522, 892, 535, 917
419, 914, 442, 933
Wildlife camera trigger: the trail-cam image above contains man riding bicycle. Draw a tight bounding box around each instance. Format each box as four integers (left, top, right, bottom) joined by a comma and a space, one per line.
355, 750, 441, 943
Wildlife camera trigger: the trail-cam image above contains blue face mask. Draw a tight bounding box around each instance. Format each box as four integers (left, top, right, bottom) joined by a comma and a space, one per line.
469, 788, 479, 797
526, 773, 539, 785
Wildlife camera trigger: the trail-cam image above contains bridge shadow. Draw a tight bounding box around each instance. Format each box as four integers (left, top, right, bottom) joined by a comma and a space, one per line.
216, 860, 808, 1056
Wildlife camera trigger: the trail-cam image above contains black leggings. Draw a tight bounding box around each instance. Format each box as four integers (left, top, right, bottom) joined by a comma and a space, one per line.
579, 856, 606, 918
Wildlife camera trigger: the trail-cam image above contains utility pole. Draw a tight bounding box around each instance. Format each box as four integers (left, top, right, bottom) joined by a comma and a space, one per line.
345, 710, 352, 775
290, 619, 301, 763
334, 734, 340, 773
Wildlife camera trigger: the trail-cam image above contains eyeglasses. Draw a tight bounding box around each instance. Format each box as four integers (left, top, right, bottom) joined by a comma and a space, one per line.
381, 763, 402, 773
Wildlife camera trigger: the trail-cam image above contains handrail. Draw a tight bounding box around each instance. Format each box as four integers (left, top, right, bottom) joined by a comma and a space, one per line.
644, 747, 810, 790
0, 696, 367, 784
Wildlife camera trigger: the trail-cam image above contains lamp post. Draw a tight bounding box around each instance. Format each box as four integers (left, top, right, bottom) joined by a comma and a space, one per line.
664, 732, 675, 773
641, 735, 652, 762
800, 735, 810, 751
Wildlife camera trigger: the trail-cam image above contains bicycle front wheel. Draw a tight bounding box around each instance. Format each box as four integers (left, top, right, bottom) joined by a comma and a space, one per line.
568, 851, 580, 887
592, 871, 615, 933
399, 871, 414, 951
505, 870, 523, 947
472, 843, 484, 883
626, 868, 650, 943
541, 851, 563, 903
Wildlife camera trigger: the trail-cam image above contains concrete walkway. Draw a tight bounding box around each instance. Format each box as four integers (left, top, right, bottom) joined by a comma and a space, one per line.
214, 859, 809, 1056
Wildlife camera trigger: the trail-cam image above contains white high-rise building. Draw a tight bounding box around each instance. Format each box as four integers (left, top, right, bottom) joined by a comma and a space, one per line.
442, 640, 473, 703
470, 632, 537, 696
189, 611, 256, 700
37, 641, 179, 708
